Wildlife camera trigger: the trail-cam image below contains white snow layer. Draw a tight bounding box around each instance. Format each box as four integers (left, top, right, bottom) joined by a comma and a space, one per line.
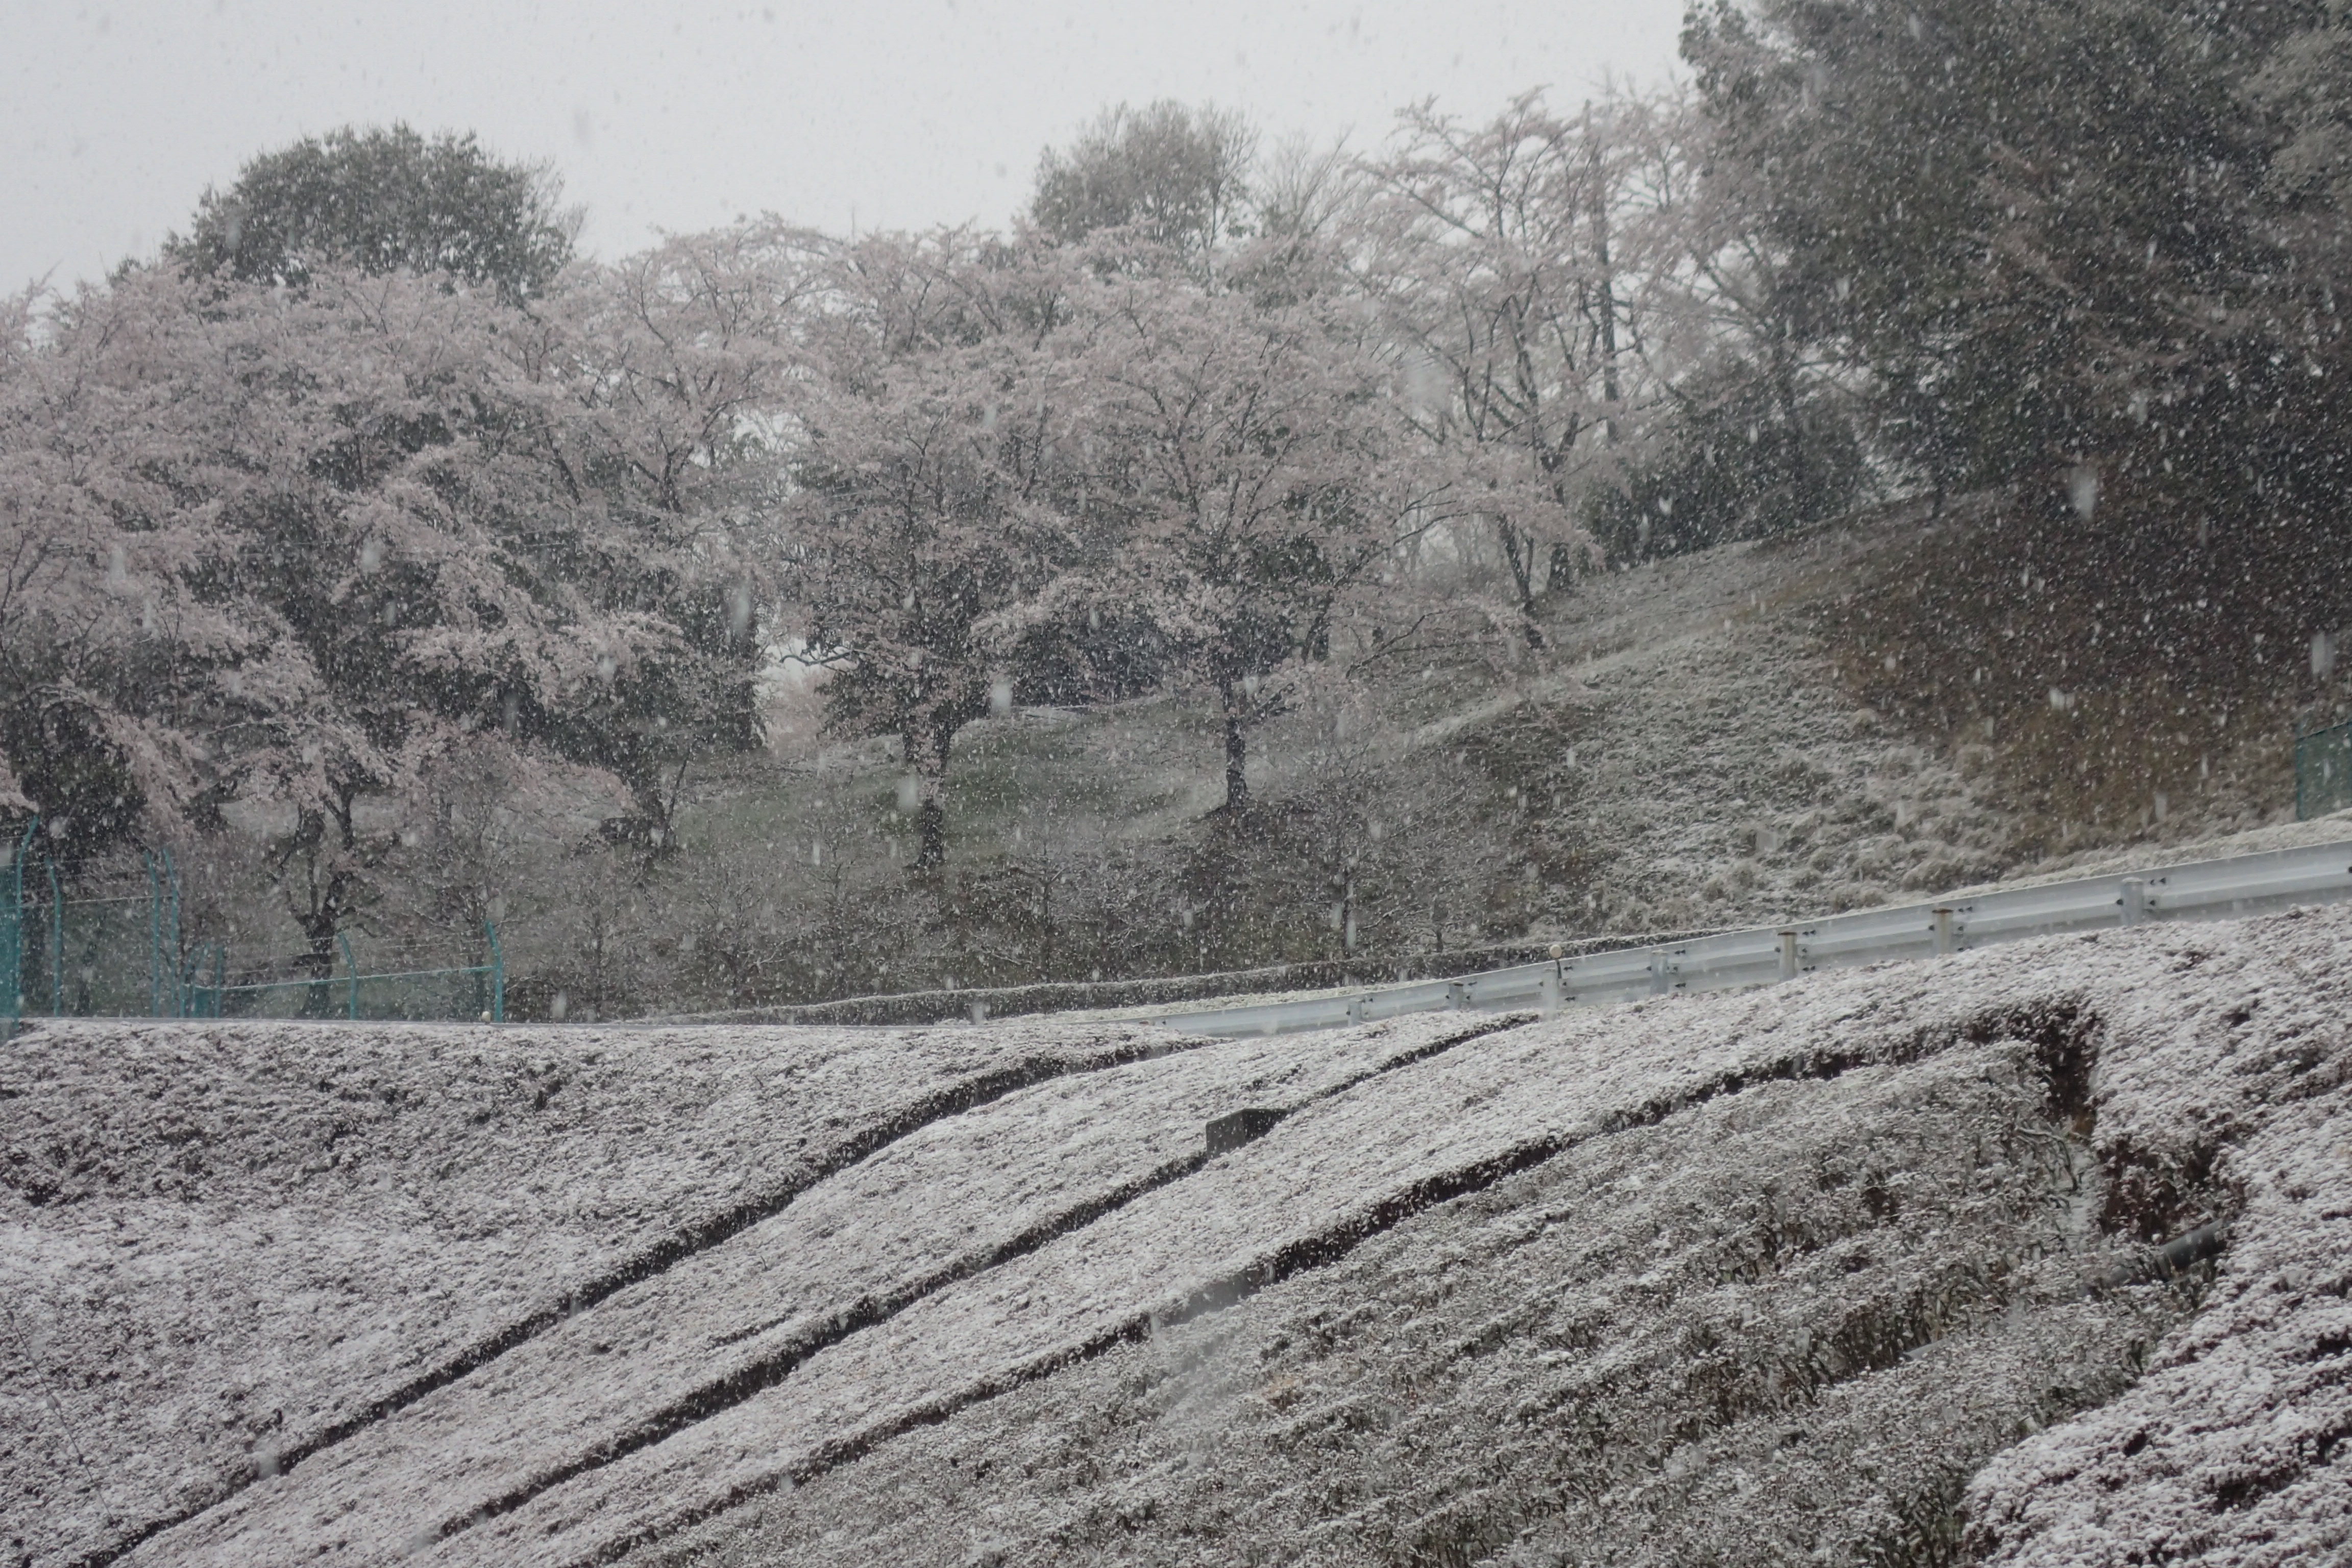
7, 907, 2349, 1567
1, 1016, 1197, 1563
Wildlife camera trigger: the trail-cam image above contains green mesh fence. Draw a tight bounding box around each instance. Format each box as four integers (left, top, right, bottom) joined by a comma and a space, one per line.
3, 826, 182, 1034
2297, 720, 2352, 821
191, 931, 505, 1023
4, 817, 500, 1038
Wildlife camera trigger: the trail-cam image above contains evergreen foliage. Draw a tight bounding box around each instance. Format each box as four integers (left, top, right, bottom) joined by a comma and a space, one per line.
167, 123, 578, 304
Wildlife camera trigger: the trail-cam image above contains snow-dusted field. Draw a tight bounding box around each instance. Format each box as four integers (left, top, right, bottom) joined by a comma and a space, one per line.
0, 1017, 1195, 1564
117, 1012, 1510, 1566
1498, 513, 2024, 932
8, 905, 2349, 1566
1496, 505, 2303, 937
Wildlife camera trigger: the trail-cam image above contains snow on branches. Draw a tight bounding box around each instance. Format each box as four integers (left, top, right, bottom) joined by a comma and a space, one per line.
1055, 269, 1478, 811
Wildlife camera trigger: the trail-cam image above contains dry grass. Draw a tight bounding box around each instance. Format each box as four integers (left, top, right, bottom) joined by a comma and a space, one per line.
1814, 488, 2352, 858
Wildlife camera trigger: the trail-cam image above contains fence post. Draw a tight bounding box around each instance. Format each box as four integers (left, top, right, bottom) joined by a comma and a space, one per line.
338, 933, 358, 1020
2119, 878, 2148, 927
146, 850, 161, 1017
1932, 908, 1955, 955
46, 855, 62, 1017
2297, 721, 2307, 821
1777, 930, 1799, 982
1, 820, 28, 1039
162, 848, 182, 1017
485, 921, 504, 1023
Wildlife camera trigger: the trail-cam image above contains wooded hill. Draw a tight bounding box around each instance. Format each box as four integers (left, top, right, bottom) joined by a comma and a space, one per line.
10, 0, 2352, 1015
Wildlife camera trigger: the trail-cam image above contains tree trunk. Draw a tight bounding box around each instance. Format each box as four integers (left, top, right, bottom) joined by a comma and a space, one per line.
1221, 682, 1250, 813
281, 808, 349, 1019
1498, 519, 1549, 646
1772, 338, 1815, 527
1587, 114, 1623, 447
909, 716, 954, 871
293, 893, 346, 1020
916, 787, 946, 871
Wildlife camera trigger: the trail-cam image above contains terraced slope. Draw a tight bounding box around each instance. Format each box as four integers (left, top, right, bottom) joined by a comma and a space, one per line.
10, 907, 2351, 1567
132, 1013, 1514, 1566
1, 1017, 1197, 1564
627, 918, 2349, 1568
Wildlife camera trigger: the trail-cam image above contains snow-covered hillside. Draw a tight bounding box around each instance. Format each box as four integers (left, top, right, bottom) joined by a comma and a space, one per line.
0, 1018, 1195, 1563
8, 905, 2349, 1566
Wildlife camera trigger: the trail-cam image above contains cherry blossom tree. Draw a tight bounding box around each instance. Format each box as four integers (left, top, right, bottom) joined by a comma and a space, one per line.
1587, 85, 1871, 552
1354, 92, 1682, 621
198, 265, 695, 971
0, 259, 684, 976
522, 220, 828, 848
0, 279, 241, 849
1058, 272, 1475, 812
788, 233, 1075, 869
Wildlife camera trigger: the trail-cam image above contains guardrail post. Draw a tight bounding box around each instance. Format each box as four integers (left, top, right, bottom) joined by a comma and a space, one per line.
1446, 980, 1466, 1010
2120, 878, 2148, 927
1933, 908, 1955, 955
1777, 930, 1798, 982
1539, 963, 1562, 1014
1648, 951, 1671, 996
1346, 995, 1368, 1026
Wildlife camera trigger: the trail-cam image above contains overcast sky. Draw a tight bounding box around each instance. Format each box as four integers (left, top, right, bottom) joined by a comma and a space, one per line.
4, 1, 1686, 293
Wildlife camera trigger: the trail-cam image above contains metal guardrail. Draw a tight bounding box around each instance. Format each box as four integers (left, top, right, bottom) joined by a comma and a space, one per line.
1160, 839, 2352, 1037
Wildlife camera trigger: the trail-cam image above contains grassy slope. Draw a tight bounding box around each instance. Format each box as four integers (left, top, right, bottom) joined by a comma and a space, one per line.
638, 497, 2352, 1032
673, 492, 2328, 1003
1815, 489, 2352, 860
0, 1016, 1195, 1566
137, 491, 2339, 1022
8, 905, 2345, 1566
611, 910, 2352, 1568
